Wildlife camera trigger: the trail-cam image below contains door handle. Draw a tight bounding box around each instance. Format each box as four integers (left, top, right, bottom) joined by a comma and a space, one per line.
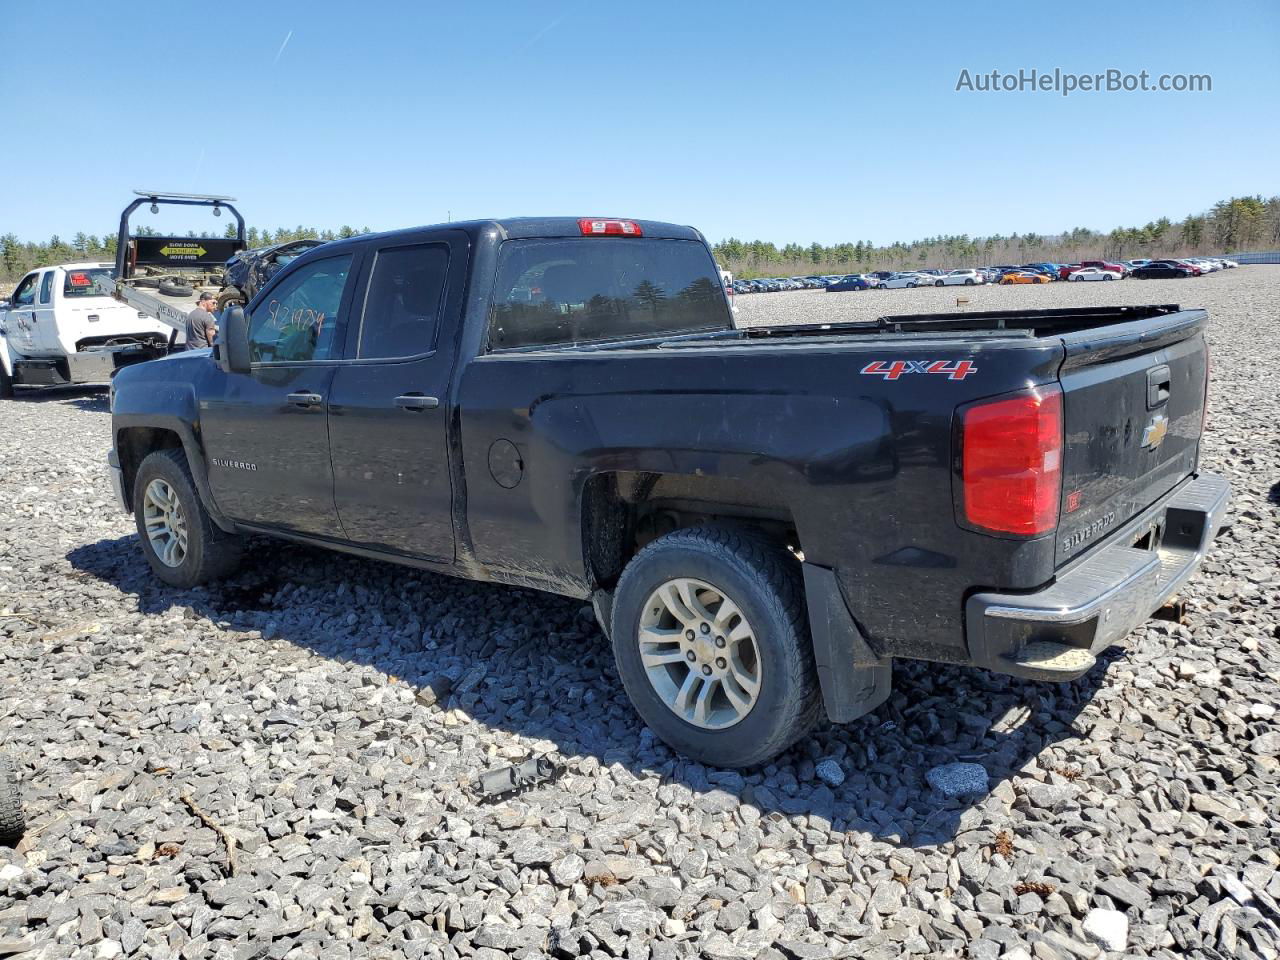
286, 391, 323, 408
1146, 364, 1171, 409
395, 394, 440, 411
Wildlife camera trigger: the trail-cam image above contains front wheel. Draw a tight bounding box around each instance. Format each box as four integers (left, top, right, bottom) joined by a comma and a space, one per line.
611, 526, 820, 768
0, 363, 12, 400
934, 280, 944, 287
133, 449, 242, 588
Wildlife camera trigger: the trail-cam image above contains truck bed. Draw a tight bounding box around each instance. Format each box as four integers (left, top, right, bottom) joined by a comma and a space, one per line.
741, 304, 1184, 338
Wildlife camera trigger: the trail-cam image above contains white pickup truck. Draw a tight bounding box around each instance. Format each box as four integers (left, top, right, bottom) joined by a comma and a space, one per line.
0, 263, 181, 398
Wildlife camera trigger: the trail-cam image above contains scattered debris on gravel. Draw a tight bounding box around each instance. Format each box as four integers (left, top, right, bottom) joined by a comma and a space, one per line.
1, 267, 1277, 958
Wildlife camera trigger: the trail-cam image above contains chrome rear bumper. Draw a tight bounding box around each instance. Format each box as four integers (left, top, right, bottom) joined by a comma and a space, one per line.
966, 472, 1230, 680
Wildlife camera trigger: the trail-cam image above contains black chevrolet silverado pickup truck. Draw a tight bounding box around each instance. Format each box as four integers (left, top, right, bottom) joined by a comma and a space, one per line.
108, 217, 1229, 767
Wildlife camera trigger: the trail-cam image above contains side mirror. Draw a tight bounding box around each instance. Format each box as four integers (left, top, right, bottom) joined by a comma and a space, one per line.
217, 305, 252, 374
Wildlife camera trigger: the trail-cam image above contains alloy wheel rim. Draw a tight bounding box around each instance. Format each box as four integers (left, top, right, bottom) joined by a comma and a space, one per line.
637, 577, 762, 730
142, 478, 188, 568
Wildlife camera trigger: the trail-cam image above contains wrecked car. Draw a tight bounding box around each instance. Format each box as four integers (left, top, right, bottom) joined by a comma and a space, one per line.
216, 239, 326, 310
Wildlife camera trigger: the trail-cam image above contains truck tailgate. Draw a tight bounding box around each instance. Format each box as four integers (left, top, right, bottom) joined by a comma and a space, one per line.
1055, 309, 1207, 566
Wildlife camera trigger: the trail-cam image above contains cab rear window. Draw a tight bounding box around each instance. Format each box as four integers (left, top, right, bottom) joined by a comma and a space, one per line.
63, 268, 115, 298
487, 238, 731, 349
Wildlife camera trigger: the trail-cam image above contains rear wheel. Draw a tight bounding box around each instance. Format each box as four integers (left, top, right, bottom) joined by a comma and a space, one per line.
611, 525, 820, 768
133, 449, 242, 588
934, 280, 944, 287
965, 278, 974, 285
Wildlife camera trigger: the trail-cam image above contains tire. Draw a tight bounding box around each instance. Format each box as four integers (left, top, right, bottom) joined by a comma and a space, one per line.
0, 756, 23, 841
133, 448, 242, 588
134, 276, 160, 289
907, 282, 916, 288
215, 288, 246, 312
1105, 274, 1115, 280
0, 362, 13, 400
934, 280, 944, 287
965, 278, 974, 285
159, 280, 192, 298
610, 525, 821, 768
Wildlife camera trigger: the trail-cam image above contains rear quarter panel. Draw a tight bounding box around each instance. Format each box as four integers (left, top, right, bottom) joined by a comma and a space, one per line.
458, 336, 1064, 659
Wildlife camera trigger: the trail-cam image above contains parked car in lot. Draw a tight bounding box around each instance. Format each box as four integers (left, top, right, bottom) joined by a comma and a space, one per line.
1185, 258, 1220, 273
825, 275, 871, 292
880, 272, 932, 289
1067, 267, 1119, 282
935, 269, 985, 286
1131, 261, 1195, 279
1126, 259, 1152, 269
1171, 260, 1203, 276
999, 271, 1051, 285
1079, 260, 1128, 277
106, 214, 1227, 768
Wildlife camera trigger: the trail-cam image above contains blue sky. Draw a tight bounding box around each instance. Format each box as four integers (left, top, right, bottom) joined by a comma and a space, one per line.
2, 1, 1277, 245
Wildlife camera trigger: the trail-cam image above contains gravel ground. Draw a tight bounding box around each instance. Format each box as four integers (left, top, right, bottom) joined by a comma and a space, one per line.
0, 267, 1277, 960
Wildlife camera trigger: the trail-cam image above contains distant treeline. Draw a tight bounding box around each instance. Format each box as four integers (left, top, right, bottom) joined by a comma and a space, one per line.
713, 195, 1280, 278
3, 196, 1278, 283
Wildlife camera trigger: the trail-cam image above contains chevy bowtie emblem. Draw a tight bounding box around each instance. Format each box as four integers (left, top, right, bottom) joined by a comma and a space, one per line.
1141, 414, 1169, 449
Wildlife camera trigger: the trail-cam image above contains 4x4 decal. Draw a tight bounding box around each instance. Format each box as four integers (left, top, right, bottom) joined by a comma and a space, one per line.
860, 359, 977, 381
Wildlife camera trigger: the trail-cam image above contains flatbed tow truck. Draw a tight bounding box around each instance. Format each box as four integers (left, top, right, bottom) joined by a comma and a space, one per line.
108, 190, 248, 342
0, 192, 245, 396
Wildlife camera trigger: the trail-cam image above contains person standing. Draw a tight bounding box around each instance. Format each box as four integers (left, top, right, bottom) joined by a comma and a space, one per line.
185, 293, 219, 350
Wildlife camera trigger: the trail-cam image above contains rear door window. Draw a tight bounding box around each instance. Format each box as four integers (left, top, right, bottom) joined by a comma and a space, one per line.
247, 254, 354, 363
62, 268, 115, 298
39, 272, 53, 304
357, 244, 450, 359
487, 238, 730, 350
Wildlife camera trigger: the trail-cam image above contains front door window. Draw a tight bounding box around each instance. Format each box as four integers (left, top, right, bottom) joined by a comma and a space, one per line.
247, 254, 353, 363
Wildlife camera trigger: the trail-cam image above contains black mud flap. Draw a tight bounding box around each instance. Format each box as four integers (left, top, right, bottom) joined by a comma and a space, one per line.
802, 563, 893, 724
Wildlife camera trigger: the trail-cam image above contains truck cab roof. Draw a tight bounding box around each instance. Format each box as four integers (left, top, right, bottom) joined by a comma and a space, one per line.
318, 218, 704, 253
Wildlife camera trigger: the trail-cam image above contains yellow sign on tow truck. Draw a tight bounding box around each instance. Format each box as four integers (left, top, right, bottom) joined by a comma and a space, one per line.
158, 244, 208, 258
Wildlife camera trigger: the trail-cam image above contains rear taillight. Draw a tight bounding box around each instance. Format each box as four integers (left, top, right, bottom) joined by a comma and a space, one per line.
578, 218, 643, 236
959, 385, 1063, 537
